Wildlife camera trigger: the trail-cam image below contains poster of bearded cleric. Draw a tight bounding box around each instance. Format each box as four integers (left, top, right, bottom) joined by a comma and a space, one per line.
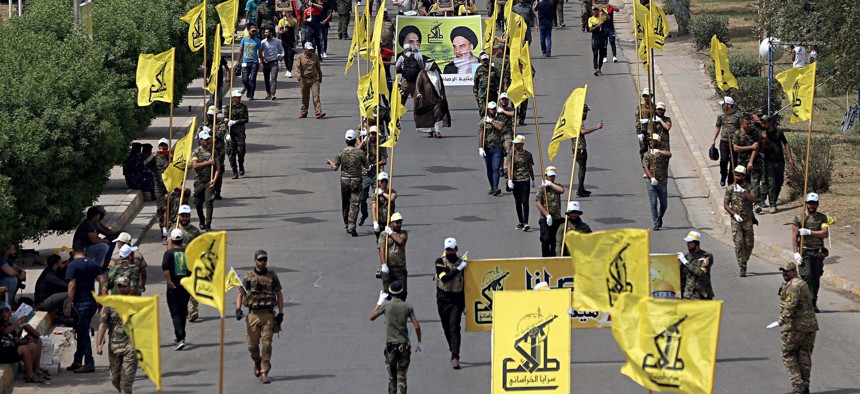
395, 16, 483, 86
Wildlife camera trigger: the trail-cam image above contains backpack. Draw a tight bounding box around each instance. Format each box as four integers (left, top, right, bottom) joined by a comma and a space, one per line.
401, 55, 421, 83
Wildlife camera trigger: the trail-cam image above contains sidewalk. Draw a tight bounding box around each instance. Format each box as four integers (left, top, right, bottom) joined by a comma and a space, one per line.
617, 0, 860, 297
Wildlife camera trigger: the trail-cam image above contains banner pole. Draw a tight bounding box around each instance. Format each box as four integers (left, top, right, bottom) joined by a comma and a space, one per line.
531, 97, 548, 211
509, 109, 518, 179
383, 140, 395, 265
168, 103, 174, 231
480, 24, 497, 150
561, 137, 580, 255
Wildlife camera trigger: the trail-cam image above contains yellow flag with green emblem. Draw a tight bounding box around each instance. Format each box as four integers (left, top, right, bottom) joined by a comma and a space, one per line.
548, 85, 587, 161
215, 0, 238, 44
94, 294, 161, 391
710, 35, 738, 92
136, 48, 175, 106
776, 62, 817, 123
180, 231, 227, 315
180, 1, 207, 52
382, 76, 406, 148
162, 117, 196, 193
611, 294, 722, 393
567, 228, 650, 312
205, 24, 222, 94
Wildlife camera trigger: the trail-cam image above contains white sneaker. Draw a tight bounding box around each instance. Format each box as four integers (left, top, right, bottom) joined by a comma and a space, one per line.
322, 53, 328, 59
642, 173, 647, 178
285, 71, 292, 78
603, 57, 608, 63
613, 56, 618, 63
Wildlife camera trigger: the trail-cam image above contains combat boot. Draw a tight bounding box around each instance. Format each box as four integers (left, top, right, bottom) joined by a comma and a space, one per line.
739, 267, 747, 277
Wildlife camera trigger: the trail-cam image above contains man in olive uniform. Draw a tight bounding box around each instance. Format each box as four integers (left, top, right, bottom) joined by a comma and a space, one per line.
203, 106, 229, 199
326, 130, 370, 236
358, 126, 388, 226
555, 201, 592, 256
677, 231, 714, 300
733, 114, 764, 213
536, 166, 565, 257
507, 135, 535, 230
643, 133, 672, 231
579, 0, 592, 32
769, 263, 818, 394
712, 96, 740, 186
571, 104, 603, 197
635, 88, 655, 159
370, 281, 423, 394
191, 128, 219, 231
497, 94, 515, 182
336, 0, 351, 39
758, 114, 794, 213
379, 212, 408, 299
255, 0, 277, 32
491, 44, 511, 97
96, 276, 137, 394
235, 250, 284, 384
295, 42, 326, 119
792, 193, 829, 312
150, 138, 171, 242
372, 172, 397, 237
435, 237, 466, 369
653, 102, 671, 150
102, 245, 143, 296
473, 53, 499, 117
227, 90, 250, 178
512, 0, 536, 44
479, 102, 506, 196
723, 165, 757, 277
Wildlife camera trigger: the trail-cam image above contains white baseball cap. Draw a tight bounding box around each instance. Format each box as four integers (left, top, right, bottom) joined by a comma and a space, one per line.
500, 92, 509, 100
359, 128, 367, 137
656, 102, 666, 110
480, 53, 490, 60
806, 192, 820, 203
720, 96, 735, 106
158, 138, 169, 147
513, 135, 525, 144
683, 231, 701, 243
390, 212, 403, 222
198, 128, 211, 140
304, 42, 315, 50
207, 105, 217, 115
232, 89, 243, 97
170, 228, 184, 241
487, 101, 497, 109
545, 166, 557, 177
345, 130, 357, 140
734, 165, 747, 174
566, 201, 582, 213
444, 237, 458, 249
113, 232, 132, 244
377, 172, 389, 181
178, 205, 192, 214
369, 126, 378, 133
118, 244, 138, 259
641, 88, 651, 96
533, 281, 549, 291
56, 251, 70, 262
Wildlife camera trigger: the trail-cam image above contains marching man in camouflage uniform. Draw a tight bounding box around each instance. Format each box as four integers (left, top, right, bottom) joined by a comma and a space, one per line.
203, 105, 229, 199
358, 126, 388, 226
96, 276, 137, 394
326, 130, 369, 236
372, 172, 397, 238
379, 212, 408, 299
151, 138, 171, 243
536, 166, 565, 257
235, 250, 284, 384
634, 88, 654, 160
191, 128, 219, 231
723, 165, 757, 277
643, 133, 672, 231
336, 0, 351, 39
677, 231, 714, 300
555, 201, 592, 256
370, 280, 423, 394
767, 262, 818, 394
227, 90, 250, 178
792, 193, 829, 312
733, 114, 764, 213
473, 53, 499, 117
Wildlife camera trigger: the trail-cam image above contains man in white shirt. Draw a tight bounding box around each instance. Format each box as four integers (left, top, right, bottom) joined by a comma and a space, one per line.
261, 27, 285, 100
791, 45, 806, 68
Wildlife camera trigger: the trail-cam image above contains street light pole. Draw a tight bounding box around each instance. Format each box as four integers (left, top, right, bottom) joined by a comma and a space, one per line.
767, 38, 773, 117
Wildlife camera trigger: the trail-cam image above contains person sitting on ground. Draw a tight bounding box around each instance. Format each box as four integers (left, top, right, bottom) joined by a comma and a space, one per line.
0, 304, 48, 383
34, 252, 69, 314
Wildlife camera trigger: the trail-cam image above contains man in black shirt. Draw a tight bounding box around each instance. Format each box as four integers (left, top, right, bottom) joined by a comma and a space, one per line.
759, 115, 794, 213
72, 206, 119, 268
35, 252, 69, 313
535, 0, 556, 56
162, 229, 191, 351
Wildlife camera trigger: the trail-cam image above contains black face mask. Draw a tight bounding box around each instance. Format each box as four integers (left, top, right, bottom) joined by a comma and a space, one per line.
445, 254, 459, 263
255, 267, 268, 275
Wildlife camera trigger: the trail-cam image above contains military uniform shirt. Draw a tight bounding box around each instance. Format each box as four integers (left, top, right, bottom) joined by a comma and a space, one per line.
191, 146, 215, 182
779, 277, 818, 332
635, 103, 654, 134
732, 128, 760, 165
725, 183, 757, 221
643, 151, 670, 184
378, 230, 408, 266
654, 115, 671, 151
335, 146, 368, 179
472, 66, 499, 98
512, 149, 534, 182
495, 111, 513, 139
376, 298, 415, 344
682, 249, 714, 299
105, 264, 141, 294
229, 103, 250, 134
100, 307, 130, 350
793, 212, 829, 250
295, 52, 323, 81
360, 139, 388, 173
555, 220, 592, 254
372, 188, 396, 224
180, 223, 202, 244
536, 183, 563, 219
715, 110, 740, 142
242, 269, 282, 309
482, 117, 504, 148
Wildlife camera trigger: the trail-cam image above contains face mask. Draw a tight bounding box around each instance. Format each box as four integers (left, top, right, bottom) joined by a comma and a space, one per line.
445, 254, 459, 263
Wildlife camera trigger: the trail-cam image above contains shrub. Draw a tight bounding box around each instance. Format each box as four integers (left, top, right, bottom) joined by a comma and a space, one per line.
708, 54, 763, 90
722, 76, 783, 124
785, 135, 833, 201
690, 15, 729, 51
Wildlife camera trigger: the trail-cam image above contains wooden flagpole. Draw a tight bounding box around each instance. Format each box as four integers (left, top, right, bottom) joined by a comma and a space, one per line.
798, 66, 817, 251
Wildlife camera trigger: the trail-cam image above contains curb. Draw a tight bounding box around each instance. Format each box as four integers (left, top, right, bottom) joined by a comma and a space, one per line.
629, 12, 860, 298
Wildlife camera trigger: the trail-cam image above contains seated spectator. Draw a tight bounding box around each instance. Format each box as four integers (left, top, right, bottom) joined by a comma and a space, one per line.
34, 252, 69, 313
0, 305, 48, 383
72, 206, 120, 268
103, 245, 144, 296
0, 245, 25, 307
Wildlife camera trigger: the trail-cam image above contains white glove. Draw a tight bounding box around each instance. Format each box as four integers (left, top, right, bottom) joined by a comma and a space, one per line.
162, 227, 168, 237
415, 342, 424, 355
385, 226, 393, 235
546, 215, 553, 226
677, 252, 688, 265
766, 321, 780, 329
543, 179, 552, 187
733, 214, 743, 223
478, 148, 486, 157
380, 263, 390, 273
373, 221, 380, 232
798, 228, 812, 236
377, 291, 389, 305
650, 149, 659, 155
794, 252, 803, 265
227, 120, 237, 127
225, 133, 232, 141
376, 188, 384, 196
733, 184, 745, 193
654, 116, 661, 122
568, 307, 575, 316
637, 134, 644, 141
507, 180, 514, 189
639, 118, 649, 124
650, 178, 658, 186
241, 62, 247, 67
485, 116, 494, 123
457, 261, 467, 271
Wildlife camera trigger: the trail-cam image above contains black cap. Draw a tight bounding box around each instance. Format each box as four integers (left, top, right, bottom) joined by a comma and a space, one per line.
388, 281, 403, 295
255, 250, 268, 260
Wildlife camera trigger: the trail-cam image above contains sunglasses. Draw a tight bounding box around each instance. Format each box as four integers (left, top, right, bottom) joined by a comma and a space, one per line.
256, 258, 268, 262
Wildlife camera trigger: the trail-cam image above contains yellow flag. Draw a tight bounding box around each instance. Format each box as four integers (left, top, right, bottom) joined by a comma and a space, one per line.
483, 3, 498, 52
649, 3, 668, 50
357, 72, 373, 118
225, 266, 246, 293
502, 0, 514, 33
638, 37, 649, 69
520, 41, 534, 98
162, 117, 197, 191
567, 228, 650, 311
374, 55, 390, 105
136, 48, 175, 106
215, 0, 237, 44
205, 24, 222, 94
507, 31, 525, 106
611, 294, 722, 393
180, 231, 227, 314
94, 294, 161, 391
548, 85, 588, 161
370, 0, 387, 57
346, 4, 372, 73
710, 36, 738, 92
634, 1, 649, 41
775, 62, 816, 123
180, 1, 207, 52
382, 76, 405, 148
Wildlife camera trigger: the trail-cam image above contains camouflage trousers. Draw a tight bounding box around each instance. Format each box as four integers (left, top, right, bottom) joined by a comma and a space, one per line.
782, 330, 816, 388
731, 220, 754, 268
341, 177, 362, 231
502, 136, 512, 175
799, 248, 825, 306
247, 309, 276, 374
155, 183, 167, 229
228, 130, 247, 173
384, 343, 411, 394
108, 345, 138, 394
337, 11, 351, 39
749, 166, 764, 206
188, 298, 198, 321
193, 180, 214, 227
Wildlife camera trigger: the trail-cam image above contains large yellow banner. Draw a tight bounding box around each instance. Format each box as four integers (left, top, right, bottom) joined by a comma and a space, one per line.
464, 255, 679, 331
180, 231, 227, 314
136, 48, 175, 106
180, 1, 207, 52
492, 290, 571, 393
775, 62, 816, 123
215, 0, 238, 44
548, 86, 587, 161
161, 117, 196, 192
94, 294, 161, 391
710, 35, 739, 92
569, 228, 650, 312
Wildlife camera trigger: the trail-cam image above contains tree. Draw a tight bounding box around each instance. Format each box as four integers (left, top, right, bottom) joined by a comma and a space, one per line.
666, 0, 691, 36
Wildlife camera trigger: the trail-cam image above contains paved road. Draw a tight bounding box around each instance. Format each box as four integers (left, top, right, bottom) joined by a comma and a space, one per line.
23, 6, 860, 394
